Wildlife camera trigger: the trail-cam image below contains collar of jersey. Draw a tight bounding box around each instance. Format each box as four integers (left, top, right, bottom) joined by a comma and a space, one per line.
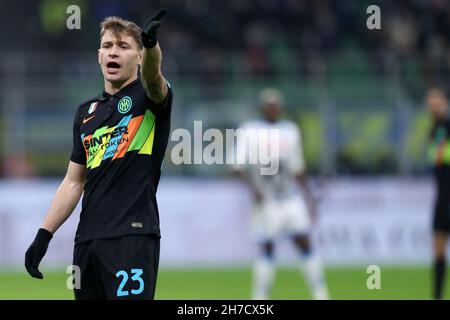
99, 78, 140, 101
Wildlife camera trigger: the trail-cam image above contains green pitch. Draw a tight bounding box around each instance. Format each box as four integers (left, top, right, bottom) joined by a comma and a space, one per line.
0, 266, 447, 300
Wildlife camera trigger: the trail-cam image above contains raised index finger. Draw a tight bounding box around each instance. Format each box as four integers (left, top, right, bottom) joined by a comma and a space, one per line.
151, 8, 167, 22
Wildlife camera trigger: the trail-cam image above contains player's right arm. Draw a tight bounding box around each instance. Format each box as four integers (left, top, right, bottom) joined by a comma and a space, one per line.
232, 168, 264, 204
41, 161, 86, 233
24, 161, 85, 279
25, 103, 87, 279
230, 122, 264, 204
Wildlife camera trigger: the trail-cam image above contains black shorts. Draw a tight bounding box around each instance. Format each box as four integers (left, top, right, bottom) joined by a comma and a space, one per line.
72, 234, 160, 300
433, 196, 450, 232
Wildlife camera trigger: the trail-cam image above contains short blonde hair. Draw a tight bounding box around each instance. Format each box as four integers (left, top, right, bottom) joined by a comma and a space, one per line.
100, 16, 143, 49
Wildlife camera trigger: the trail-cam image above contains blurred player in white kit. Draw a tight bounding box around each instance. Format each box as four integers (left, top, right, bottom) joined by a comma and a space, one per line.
232, 88, 329, 300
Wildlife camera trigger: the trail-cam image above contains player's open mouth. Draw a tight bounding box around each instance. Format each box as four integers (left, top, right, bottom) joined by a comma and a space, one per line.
106, 62, 121, 74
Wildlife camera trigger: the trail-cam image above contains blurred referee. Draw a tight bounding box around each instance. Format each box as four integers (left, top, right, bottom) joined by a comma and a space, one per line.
24, 9, 172, 299
426, 88, 450, 300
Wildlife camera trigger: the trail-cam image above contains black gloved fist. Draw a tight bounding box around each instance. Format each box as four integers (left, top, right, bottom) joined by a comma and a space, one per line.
25, 228, 53, 279
141, 8, 167, 48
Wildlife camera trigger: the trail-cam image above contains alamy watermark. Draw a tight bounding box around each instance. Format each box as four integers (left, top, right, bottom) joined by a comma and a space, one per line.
65, 5, 380, 32
171, 121, 280, 175
66, 5, 81, 30
66, 264, 81, 290
366, 265, 381, 290
366, 5, 381, 30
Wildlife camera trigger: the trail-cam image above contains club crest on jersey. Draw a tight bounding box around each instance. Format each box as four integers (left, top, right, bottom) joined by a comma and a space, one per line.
118, 96, 133, 114
88, 102, 98, 114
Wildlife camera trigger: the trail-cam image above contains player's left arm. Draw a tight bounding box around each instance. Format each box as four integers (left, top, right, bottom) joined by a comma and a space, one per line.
140, 8, 168, 105
291, 125, 318, 223
296, 172, 318, 223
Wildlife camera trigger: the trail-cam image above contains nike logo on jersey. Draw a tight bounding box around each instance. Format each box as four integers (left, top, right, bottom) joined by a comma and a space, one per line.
83, 115, 96, 124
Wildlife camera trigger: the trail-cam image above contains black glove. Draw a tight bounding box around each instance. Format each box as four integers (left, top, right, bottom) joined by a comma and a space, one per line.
141, 8, 167, 48
25, 228, 53, 279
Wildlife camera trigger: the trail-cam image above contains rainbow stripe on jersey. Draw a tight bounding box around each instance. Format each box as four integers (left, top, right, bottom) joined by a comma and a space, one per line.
81, 110, 155, 169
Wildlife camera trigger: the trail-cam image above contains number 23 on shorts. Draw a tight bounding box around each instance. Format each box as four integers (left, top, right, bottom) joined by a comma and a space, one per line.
115, 268, 145, 297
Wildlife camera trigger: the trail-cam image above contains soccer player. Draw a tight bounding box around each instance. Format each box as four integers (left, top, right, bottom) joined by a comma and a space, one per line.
232, 88, 329, 300
426, 88, 450, 300
24, 9, 173, 300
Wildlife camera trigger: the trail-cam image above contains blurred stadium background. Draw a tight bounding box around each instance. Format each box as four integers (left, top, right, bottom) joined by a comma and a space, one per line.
1, 0, 450, 299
